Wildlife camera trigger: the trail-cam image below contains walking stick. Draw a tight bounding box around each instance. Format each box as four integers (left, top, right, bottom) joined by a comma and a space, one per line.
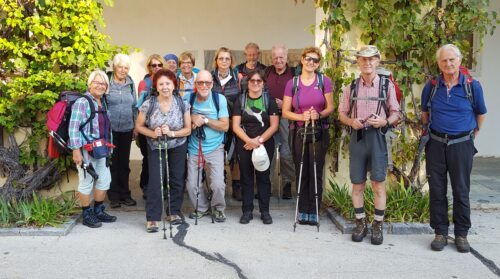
311, 120, 320, 232
293, 121, 309, 232
164, 135, 173, 238
158, 138, 167, 239
195, 135, 202, 226
276, 144, 281, 205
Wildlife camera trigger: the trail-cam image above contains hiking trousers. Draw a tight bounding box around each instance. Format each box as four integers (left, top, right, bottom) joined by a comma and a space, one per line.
108, 130, 133, 201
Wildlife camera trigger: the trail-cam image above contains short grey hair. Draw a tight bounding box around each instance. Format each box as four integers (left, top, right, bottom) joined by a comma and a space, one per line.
87, 69, 110, 94
112, 53, 131, 68
436, 44, 462, 61
272, 43, 288, 57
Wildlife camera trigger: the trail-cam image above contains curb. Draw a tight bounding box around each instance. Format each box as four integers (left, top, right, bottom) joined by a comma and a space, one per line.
325, 208, 434, 235
0, 213, 81, 237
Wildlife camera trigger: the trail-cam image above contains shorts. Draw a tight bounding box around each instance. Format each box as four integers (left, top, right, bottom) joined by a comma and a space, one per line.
349, 128, 388, 184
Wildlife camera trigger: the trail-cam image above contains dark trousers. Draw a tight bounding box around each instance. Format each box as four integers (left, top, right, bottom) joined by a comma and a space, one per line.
138, 134, 149, 191
291, 128, 329, 214
426, 137, 476, 237
108, 130, 133, 201
237, 138, 274, 214
146, 142, 187, 221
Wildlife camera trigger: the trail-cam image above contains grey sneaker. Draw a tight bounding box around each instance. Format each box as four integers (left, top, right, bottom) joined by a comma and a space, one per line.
431, 234, 448, 251
214, 210, 227, 223
351, 217, 368, 242
371, 220, 384, 245
455, 236, 470, 253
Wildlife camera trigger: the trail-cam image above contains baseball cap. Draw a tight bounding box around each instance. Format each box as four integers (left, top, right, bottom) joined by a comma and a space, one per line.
252, 145, 270, 172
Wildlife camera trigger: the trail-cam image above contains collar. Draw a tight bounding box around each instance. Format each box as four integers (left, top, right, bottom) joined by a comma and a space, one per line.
360, 74, 380, 87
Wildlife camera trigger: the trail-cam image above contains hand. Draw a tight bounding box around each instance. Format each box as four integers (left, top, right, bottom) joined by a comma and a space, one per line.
350, 118, 364, 130
275, 98, 283, 109
73, 149, 83, 166
310, 108, 319, 120
161, 125, 170, 135
191, 114, 206, 128
132, 129, 138, 141
154, 127, 163, 138
302, 110, 311, 122
367, 117, 387, 128
245, 137, 260, 150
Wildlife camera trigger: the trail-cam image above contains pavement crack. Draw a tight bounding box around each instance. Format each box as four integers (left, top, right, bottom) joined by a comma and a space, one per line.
172, 223, 247, 279
448, 236, 500, 276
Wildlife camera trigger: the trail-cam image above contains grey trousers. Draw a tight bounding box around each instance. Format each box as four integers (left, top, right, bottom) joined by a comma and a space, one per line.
270, 117, 295, 185
186, 144, 226, 212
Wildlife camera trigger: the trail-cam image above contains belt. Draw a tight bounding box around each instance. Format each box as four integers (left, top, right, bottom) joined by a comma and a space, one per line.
430, 130, 473, 146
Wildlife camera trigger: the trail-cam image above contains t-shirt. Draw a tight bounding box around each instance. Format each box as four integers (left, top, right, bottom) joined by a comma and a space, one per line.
421, 73, 487, 134
284, 74, 333, 126
139, 96, 189, 150
265, 65, 294, 100
183, 92, 229, 155
233, 93, 278, 138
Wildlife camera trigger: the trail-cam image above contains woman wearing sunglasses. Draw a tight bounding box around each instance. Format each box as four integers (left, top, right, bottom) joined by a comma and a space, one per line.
136, 54, 166, 199
282, 46, 334, 226
232, 69, 279, 224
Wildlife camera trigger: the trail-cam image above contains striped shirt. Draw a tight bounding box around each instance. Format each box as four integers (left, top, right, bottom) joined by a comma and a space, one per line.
68, 92, 107, 149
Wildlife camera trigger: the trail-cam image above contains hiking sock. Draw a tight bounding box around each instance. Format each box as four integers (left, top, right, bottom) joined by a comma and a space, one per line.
354, 207, 365, 220
82, 206, 90, 211
374, 208, 385, 222
94, 200, 104, 207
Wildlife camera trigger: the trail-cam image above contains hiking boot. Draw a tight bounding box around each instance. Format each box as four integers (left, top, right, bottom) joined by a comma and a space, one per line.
189, 210, 209, 219
82, 208, 102, 228
94, 204, 117, 223
146, 221, 158, 233
109, 200, 121, 208
120, 197, 137, 206
214, 210, 227, 223
371, 220, 384, 245
167, 215, 184, 225
351, 217, 368, 242
431, 234, 448, 251
308, 214, 318, 226
455, 236, 470, 253
298, 212, 308, 225
232, 187, 242, 201
240, 212, 253, 224
282, 183, 292, 200
261, 212, 273, 225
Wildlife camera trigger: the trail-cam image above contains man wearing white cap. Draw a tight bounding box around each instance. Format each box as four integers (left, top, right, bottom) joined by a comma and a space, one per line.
339, 45, 400, 245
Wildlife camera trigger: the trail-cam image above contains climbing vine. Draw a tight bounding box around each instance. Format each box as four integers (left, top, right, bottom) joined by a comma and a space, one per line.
316, 0, 498, 188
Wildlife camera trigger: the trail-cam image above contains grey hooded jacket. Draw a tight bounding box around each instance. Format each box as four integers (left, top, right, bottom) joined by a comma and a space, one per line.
106, 74, 138, 132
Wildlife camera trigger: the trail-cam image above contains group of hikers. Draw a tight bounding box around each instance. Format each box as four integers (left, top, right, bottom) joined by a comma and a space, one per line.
66, 42, 486, 253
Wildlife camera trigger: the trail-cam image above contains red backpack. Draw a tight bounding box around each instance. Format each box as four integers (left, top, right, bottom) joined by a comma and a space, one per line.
46, 91, 95, 158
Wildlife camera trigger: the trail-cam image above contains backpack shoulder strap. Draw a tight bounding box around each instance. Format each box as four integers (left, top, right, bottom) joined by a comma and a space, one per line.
240, 92, 247, 112
145, 96, 157, 126
317, 73, 325, 94
212, 91, 220, 116
79, 95, 96, 130
189, 92, 197, 112
348, 78, 359, 118
292, 76, 300, 110
377, 74, 390, 116
175, 95, 186, 113
263, 90, 270, 111
463, 75, 475, 109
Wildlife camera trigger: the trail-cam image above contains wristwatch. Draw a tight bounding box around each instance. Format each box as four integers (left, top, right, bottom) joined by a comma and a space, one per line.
204, 117, 209, 125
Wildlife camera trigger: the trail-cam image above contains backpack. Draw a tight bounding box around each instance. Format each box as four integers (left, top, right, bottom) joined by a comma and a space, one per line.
46, 91, 99, 158
348, 68, 401, 120
144, 94, 186, 127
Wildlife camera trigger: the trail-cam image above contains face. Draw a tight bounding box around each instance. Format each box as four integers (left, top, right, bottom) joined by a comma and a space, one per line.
248, 73, 264, 93
89, 75, 108, 98
113, 63, 129, 81
272, 48, 287, 71
301, 52, 321, 73
166, 59, 177, 72
149, 59, 163, 75
195, 71, 213, 98
180, 58, 193, 75
357, 56, 380, 75
216, 51, 231, 71
438, 48, 461, 76
156, 75, 175, 97
245, 47, 259, 66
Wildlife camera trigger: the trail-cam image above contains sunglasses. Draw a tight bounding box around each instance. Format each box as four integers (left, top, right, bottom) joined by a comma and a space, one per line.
304, 56, 320, 64
150, 63, 163, 68
196, 81, 212, 86
249, 79, 263, 84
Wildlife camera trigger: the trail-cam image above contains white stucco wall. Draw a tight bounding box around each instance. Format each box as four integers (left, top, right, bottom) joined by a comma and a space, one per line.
472, 1, 500, 157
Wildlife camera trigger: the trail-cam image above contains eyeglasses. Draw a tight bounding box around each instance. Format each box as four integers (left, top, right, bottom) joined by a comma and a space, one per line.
150, 63, 163, 68
92, 81, 107, 87
217, 57, 231, 61
249, 79, 263, 84
181, 61, 193, 65
196, 81, 212, 86
304, 56, 320, 64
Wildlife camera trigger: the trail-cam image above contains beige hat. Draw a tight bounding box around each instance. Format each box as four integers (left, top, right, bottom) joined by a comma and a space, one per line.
355, 45, 381, 58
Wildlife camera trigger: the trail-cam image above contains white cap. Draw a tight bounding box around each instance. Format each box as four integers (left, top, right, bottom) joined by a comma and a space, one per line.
252, 145, 270, 172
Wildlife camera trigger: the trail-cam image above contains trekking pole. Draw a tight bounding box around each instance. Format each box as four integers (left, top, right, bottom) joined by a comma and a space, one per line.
195, 136, 202, 226
276, 144, 281, 205
293, 121, 309, 232
311, 119, 320, 232
158, 138, 167, 240
164, 135, 173, 238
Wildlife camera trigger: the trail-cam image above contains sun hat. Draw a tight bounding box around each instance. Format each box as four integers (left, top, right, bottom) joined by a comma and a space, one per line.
355, 45, 380, 58
252, 145, 270, 172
